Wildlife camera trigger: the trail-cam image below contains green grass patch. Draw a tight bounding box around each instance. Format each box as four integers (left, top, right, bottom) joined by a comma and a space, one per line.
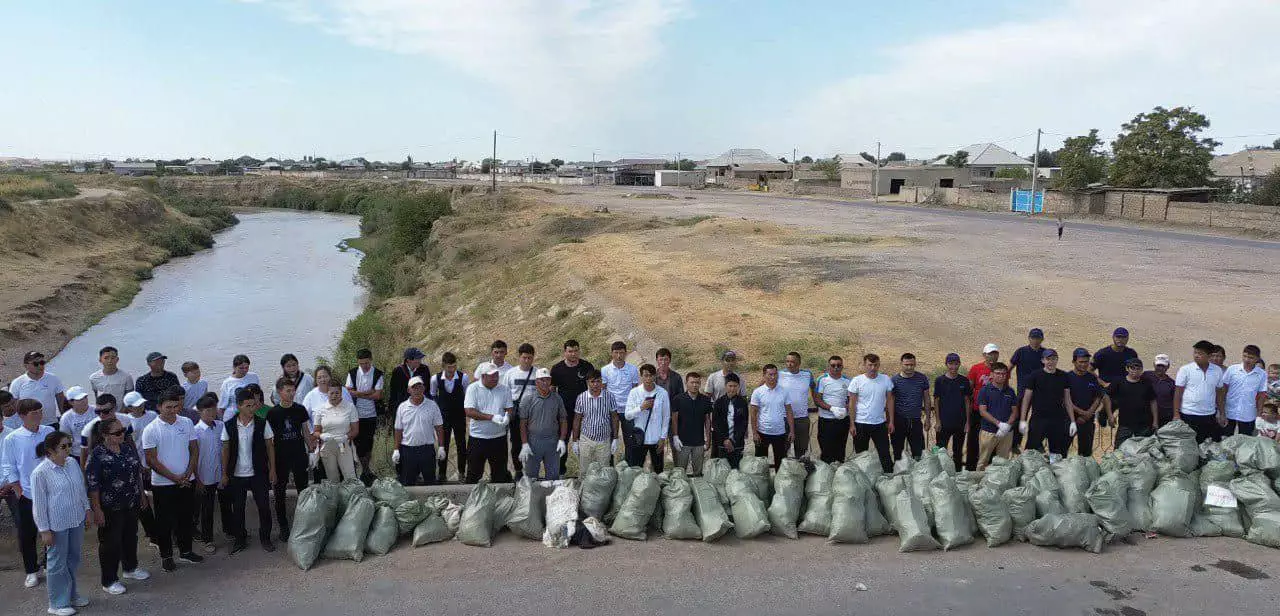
0, 173, 78, 203
669, 214, 713, 227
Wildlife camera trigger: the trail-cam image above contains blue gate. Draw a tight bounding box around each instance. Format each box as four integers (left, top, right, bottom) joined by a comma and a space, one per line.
1011, 189, 1044, 213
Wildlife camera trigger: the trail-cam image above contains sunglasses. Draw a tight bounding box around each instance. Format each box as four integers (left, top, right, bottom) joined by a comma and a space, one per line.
107, 430, 125, 437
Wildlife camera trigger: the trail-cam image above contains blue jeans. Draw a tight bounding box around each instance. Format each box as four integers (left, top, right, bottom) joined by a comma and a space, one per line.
526, 436, 561, 480
47, 524, 84, 609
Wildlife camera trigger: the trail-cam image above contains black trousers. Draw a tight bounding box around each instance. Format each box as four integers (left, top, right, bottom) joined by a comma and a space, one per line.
98, 507, 138, 586
356, 417, 377, 460
508, 413, 524, 478
711, 442, 742, 469
1183, 413, 1222, 443
853, 422, 892, 473
890, 414, 925, 462
399, 444, 438, 486
817, 416, 851, 463
1074, 420, 1096, 457
227, 475, 272, 542
152, 484, 195, 558
1114, 425, 1153, 448
753, 432, 788, 469
936, 421, 965, 471
964, 407, 982, 471
274, 450, 309, 532
439, 412, 468, 480
1026, 416, 1070, 456
465, 436, 512, 483
626, 442, 664, 473
138, 477, 157, 541
1226, 419, 1255, 437
198, 482, 233, 542
17, 496, 39, 574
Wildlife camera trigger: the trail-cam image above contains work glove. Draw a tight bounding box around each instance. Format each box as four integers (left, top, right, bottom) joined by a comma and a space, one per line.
624, 407, 640, 421
610, 439, 619, 454
391, 449, 401, 465
436, 447, 447, 461
491, 413, 509, 427
572, 441, 580, 456
1068, 422, 1078, 438
673, 436, 683, 451
520, 443, 532, 462
1019, 421, 1029, 435
831, 406, 848, 420
996, 422, 1010, 437
556, 440, 566, 456
308, 451, 319, 469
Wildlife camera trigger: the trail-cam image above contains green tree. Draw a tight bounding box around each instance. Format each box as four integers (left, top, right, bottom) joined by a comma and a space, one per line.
480, 158, 497, 174
1053, 129, 1109, 190
858, 152, 876, 164
663, 159, 696, 171
995, 167, 1030, 179
530, 160, 551, 173
945, 150, 969, 168
1273, 138, 1280, 150
1033, 149, 1059, 168
811, 155, 842, 181
1253, 168, 1280, 206
216, 160, 240, 175
549, 158, 564, 168
799, 155, 813, 164
1110, 106, 1220, 187
886, 152, 906, 163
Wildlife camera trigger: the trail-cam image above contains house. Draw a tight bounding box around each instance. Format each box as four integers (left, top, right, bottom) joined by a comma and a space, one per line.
931, 143, 1032, 178
611, 158, 670, 186
702, 148, 791, 180
260, 161, 283, 171
1211, 148, 1280, 191
842, 165, 972, 196
186, 158, 219, 174
497, 160, 527, 174
111, 161, 157, 176
338, 158, 365, 171
654, 169, 706, 188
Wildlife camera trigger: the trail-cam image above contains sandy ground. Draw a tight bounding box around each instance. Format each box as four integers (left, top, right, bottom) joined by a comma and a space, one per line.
0, 529, 1273, 616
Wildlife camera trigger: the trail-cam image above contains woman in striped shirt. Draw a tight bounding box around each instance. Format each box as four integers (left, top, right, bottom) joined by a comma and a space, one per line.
30, 430, 91, 616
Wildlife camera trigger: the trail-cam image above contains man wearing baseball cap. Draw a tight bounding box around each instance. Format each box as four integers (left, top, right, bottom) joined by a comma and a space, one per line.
702, 350, 741, 402
463, 363, 514, 483
964, 344, 999, 470
9, 350, 67, 427
58, 386, 95, 462
388, 348, 432, 426
135, 352, 180, 412
1093, 328, 1138, 389
1065, 348, 1107, 457
1009, 329, 1047, 453
392, 376, 445, 486
1142, 354, 1177, 427
1021, 348, 1073, 456
518, 368, 568, 480
1109, 357, 1158, 447
932, 353, 972, 471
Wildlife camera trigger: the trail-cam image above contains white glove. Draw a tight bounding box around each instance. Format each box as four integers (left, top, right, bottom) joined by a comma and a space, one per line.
436, 446, 447, 461
308, 451, 319, 469
391, 449, 401, 465
673, 436, 683, 451
572, 441, 580, 455
1019, 421, 1029, 435
520, 443, 532, 462
556, 440, 566, 455
1068, 422, 1078, 437
610, 439, 619, 454
491, 413, 509, 427
996, 422, 1010, 437
319, 432, 334, 442
831, 406, 848, 420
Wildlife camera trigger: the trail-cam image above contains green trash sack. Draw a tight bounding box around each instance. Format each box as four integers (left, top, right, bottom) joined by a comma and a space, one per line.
1125, 456, 1159, 532
1035, 488, 1067, 518
739, 454, 773, 503
580, 462, 618, 521
929, 473, 975, 551
610, 472, 661, 541
412, 512, 453, 546
982, 460, 1019, 495
874, 474, 908, 529
312, 480, 342, 529
506, 478, 546, 540
1157, 420, 1200, 474
954, 471, 985, 497
968, 485, 1012, 547
894, 489, 941, 552
394, 500, 429, 536
323, 494, 377, 562
893, 450, 915, 474
1230, 471, 1280, 548
690, 477, 733, 542
365, 502, 400, 556
798, 460, 835, 536
703, 457, 733, 508
606, 463, 642, 524
1017, 450, 1048, 487
726, 470, 771, 539
1199, 459, 1245, 538
1150, 470, 1198, 538
661, 469, 702, 540
859, 472, 893, 537
336, 478, 369, 518
1052, 457, 1093, 514
1118, 435, 1161, 459
288, 485, 336, 570
1085, 471, 1132, 539
1098, 451, 1124, 476
852, 450, 886, 479
934, 447, 957, 475
1025, 513, 1104, 553
767, 459, 808, 539
1234, 436, 1280, 475
457, 481, 499, 547
827, 465, 868, 544
1004, 486, 1037, 542
910, 453, 942, 521
371, 478, 412, 507
423, 495, 451, 515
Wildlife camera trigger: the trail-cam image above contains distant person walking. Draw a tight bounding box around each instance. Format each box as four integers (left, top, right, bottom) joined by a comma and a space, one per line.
1057, 216, 1064, 240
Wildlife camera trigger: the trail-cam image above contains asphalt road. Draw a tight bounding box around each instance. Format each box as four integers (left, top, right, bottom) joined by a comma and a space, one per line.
2, 531, 1274, 616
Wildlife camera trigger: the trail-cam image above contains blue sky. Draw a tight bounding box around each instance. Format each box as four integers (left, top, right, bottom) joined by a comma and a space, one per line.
3, 0, 1278, 163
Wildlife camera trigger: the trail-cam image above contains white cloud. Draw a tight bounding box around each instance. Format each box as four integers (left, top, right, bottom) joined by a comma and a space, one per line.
776, 0, 1280, 158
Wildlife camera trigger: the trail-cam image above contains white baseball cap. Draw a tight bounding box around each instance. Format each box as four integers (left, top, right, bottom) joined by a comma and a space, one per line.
122, 391, 146, 408
477, 362, 500, 376
982, 343, 1000, 354
408, 376, 426, 388
65, 386, 90, 401
534, 368, 552, 380
1154, 354, 1171, 367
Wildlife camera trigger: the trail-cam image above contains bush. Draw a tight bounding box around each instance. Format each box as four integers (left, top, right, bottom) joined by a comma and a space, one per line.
147, 222, 214, 258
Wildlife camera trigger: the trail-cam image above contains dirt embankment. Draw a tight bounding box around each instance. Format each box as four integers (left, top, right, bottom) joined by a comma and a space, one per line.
0, 186, 231, 376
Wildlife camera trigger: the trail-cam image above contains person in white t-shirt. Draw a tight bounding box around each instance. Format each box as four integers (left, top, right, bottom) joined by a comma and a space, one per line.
218, 354, 260, 421
302, 366, 353, 421
814, 355, 853, 463
601, 341, 640, 457
88, 346, 134, 409
1221, 344, 1268, 436
58, 387, 96, 461
139, 389, 203, 571
344, 349, 384, 480
1173, 340, 1226, 444
392, 377, 445, 486
463, 363, 514, 483
10, 351, 67, 428
748, 363, 794, 469
779, 352, 817, 459
846, 353, 895, 473
473, 340, 515, 381
500, 343, 538, 480
624, 364, 671, 473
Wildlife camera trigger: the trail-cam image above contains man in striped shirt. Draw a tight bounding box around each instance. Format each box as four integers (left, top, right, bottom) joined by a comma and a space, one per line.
572, 370, 617, 472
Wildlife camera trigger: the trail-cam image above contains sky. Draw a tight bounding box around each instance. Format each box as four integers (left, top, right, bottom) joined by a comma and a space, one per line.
2, 0, 1278, 163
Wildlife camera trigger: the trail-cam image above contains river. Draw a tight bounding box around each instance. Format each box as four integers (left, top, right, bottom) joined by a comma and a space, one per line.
50, 210, 365, 390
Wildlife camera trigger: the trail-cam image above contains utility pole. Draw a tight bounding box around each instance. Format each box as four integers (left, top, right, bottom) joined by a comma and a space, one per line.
592, 151, 597, 187
792, 147, 797, 180
1029, 128, 1042, 214
873, 141, 881, 201
491, 130, 497, 193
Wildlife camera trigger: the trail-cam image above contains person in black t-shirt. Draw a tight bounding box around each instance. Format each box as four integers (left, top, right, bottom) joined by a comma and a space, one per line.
550, 340, 595, 476
265, 376, 312, 540
932, 353, 972, 472
671, 373, 712, 476
1108, 358, 1157, 447
1020, 348, 1073, 456
1065, 348, 1108, 457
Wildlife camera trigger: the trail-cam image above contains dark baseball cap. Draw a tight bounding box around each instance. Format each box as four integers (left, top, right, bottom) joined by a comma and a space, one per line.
403, 347, 425, 361
945, 353, 961, 363
146, 351, 167, 363
1029, 328, 1044, 339
1113, 327, 1129, 337
1041, 348, 1058, 358
22, 351, 45, 363
1072, 347, 1091, 359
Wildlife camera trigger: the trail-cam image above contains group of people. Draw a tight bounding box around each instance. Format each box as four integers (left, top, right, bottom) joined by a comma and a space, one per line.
3, 328, 1279, 613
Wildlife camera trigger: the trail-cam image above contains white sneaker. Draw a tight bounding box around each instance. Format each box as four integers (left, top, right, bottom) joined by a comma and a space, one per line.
72, 596, 89, 608
25, 573, 39, 588
47, 608, 76, 616
103, 582, 127, 595
122, 568, 151, 581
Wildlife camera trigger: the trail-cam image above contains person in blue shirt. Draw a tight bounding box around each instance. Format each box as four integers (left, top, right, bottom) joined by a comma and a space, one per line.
1066, 348, 1109, 457
890, 353, 930, 461
1008, 328, 1046, 453
975, 363, 1019, 470
932, 353, 972, 471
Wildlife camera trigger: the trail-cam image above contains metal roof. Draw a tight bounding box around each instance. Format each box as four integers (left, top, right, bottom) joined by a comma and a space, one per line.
931, 143, 1031, 167
703, 148, 781, 167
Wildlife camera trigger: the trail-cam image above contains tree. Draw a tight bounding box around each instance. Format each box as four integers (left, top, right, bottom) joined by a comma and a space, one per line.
1032, 148, 1059, 168
1273, 138, 1280, 150
811, 155, 842, 181
778, 157, 789, 164
1253, 168, 1280, 206
995, 167, 1030, 179
530, 160, 551, 173
234, 155, 262, 168
858, 152, 877, 164
215, 159, 240, 175
400, 155, 413, 171
663, 159, 696, 171
1110, 106, 1220, 188
1054, 129, 1109, 190
799, 155, 814, 164
480, 158, 497, 174
886, 152, 906, 163
549, 158, 564, 168
945, 150, 969, 168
